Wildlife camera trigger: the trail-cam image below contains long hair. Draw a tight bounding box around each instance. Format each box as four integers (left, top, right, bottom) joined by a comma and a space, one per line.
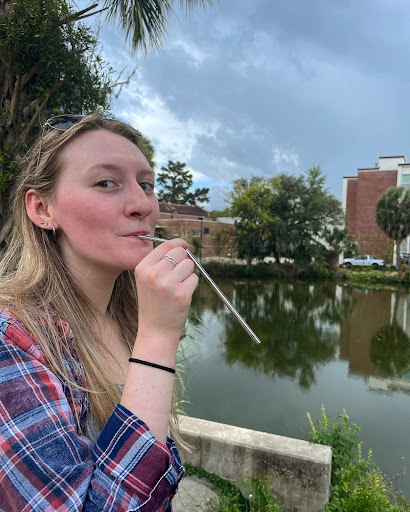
0, 113, 180, 436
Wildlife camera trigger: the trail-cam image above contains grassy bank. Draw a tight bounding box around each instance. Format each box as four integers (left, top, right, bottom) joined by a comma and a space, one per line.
201, 260, 410, 288
202, 260, 334, 280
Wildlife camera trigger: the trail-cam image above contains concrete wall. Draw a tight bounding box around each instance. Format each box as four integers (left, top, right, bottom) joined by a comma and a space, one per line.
177, 416, 332, 512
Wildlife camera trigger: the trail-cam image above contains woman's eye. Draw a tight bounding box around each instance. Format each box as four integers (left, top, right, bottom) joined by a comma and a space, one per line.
139, 182, 154, 191
96, 180, 116, 188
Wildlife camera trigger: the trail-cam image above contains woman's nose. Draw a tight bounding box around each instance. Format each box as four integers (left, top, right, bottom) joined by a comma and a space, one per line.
124, 183, 155, 218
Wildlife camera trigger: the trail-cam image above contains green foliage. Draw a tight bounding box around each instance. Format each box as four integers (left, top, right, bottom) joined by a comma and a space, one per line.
376, 187, 410, 278
227, 176, 279, 269
268, 168, 344, 265
376, 187, 410, 243
225, 168, 345, 269
139, 134, 156, 169
323, 227, 358, 269
202, 260, 333, 280
190, 236, 202, 256
307, 407, 410, 512
210, 208, 232, 220
370, 307, 410, 378
307, 407, 363, 492
103, 0, 214, 53
346, 270, 410, 286
184, 465, 283, 512
0, 0, 113, 121
212, 227, 232, 258
156, 160, 210, 205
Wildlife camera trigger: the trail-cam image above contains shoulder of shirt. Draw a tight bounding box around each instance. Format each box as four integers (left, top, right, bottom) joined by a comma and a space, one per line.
0, 305, 22, 331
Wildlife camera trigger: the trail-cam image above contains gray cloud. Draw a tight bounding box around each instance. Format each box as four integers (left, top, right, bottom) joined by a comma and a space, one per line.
79, 0, 410, 210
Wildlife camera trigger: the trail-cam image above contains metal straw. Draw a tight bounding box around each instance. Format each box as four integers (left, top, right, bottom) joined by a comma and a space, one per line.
138, 234, 261, 345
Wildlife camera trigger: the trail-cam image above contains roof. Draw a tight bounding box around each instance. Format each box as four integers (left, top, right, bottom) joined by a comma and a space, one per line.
159, 201, 210, 217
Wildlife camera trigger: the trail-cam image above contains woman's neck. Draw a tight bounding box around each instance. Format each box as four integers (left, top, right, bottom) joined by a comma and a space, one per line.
68, 263, 118, 316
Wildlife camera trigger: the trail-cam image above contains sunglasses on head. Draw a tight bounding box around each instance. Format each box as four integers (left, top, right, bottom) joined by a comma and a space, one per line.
36, 114, 141, 168
43, 114, 86, 132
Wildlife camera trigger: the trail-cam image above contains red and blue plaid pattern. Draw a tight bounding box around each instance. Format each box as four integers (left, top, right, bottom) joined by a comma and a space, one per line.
0, 308, 184, 511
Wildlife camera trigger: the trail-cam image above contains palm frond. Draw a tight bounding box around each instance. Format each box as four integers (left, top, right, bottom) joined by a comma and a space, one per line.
103, 0, 214, 53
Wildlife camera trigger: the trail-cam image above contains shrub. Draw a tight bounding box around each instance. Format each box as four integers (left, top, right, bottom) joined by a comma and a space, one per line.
307, 406, 410, 512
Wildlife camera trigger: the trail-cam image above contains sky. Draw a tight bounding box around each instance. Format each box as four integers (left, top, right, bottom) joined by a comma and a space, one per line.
77, 0, 410, 210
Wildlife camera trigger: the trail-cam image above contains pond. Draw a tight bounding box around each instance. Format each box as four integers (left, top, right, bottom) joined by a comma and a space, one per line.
181, 279, 410, 494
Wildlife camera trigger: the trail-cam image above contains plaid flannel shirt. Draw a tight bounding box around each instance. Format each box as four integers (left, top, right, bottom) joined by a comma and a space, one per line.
0, 308, 184, 511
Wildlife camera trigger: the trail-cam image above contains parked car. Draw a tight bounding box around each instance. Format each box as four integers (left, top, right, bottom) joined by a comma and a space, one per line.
400, 253, 410, 264
343, 254, 385, 268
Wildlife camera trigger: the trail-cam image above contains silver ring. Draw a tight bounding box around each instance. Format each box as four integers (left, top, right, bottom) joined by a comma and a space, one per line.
163, 255, 178, 268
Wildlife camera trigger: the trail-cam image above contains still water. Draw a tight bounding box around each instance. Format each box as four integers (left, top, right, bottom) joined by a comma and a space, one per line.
182, 280, 410, 494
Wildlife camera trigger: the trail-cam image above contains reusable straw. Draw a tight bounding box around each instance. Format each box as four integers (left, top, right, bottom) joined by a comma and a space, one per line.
138, 234, 261, 345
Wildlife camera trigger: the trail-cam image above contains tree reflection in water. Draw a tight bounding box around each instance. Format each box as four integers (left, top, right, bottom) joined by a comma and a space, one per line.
193, 280, 355, 390
370, 292, 410, 379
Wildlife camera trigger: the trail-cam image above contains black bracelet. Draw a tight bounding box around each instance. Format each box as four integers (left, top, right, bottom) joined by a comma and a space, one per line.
128, 358, 176, 374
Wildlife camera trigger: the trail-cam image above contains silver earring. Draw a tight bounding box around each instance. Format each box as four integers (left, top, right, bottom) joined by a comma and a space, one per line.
40, 221, 45, 225
52, 224, 56, 238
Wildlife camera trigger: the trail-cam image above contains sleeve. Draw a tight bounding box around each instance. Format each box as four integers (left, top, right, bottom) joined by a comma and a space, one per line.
0, 318, 184, 512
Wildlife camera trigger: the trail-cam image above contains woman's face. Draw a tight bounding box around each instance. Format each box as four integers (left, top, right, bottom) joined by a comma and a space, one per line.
48, 129, 158, 279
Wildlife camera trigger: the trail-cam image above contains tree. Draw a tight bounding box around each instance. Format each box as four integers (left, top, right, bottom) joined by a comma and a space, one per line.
1, 0, 214, 54
267, 168, 344, 265
210, 207, 232, 221
376, 186, 410, 278
139, 134, 156, 169
323, 227, 357, 269
227, 177, 278, 270
212, 227, 232, 259
156, 160, 209, 205
98, 0, 213, 53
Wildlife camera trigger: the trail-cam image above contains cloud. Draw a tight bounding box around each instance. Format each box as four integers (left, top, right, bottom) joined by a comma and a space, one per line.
117, 70, 220, 168
76, 0, 410, 207
207, 184, 231, 211
170, 39, 208, 68
272, 147, 300, 172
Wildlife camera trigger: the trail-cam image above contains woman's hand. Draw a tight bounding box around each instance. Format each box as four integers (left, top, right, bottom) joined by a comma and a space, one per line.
134, 238, 199, 354
121, 238, 198, 443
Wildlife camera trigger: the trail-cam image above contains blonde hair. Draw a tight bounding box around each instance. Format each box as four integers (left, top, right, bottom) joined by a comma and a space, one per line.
0, 113, 180, 436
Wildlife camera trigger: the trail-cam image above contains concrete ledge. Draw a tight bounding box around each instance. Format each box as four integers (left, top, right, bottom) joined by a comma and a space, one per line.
177, 416, 332, 512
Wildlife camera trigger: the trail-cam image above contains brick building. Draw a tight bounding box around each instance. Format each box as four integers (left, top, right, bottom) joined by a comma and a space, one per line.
156, 202, 235, 258
342, 156, 410, 263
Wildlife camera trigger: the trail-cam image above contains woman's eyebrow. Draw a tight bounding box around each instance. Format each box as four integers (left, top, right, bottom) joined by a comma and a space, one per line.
87, 163, 154, 176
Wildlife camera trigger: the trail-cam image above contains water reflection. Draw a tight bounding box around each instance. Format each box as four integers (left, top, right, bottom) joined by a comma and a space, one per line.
191, 280, 410, 392
187, 280, 410, 494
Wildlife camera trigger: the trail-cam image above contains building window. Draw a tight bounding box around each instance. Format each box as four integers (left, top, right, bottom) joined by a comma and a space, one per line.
192, 231, 201, 237
204, 227, 210, 235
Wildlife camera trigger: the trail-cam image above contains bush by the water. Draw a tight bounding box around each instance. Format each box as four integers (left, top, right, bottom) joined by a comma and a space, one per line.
345, 269, 410, 286
202, 260, 333, 280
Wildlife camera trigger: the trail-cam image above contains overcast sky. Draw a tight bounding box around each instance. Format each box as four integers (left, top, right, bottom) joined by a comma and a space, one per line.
78, 0, 410, 210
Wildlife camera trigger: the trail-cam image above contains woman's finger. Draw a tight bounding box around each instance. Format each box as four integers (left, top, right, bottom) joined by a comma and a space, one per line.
137, 238, 188, 266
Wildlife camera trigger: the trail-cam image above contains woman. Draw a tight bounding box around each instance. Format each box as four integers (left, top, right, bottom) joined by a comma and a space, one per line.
0, 113, 198, 511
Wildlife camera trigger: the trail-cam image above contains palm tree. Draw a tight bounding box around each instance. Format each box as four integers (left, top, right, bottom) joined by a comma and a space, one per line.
376, 186, 410, 278
79, 0, 213, 53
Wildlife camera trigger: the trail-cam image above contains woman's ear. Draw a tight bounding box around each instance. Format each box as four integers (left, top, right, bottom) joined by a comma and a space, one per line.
26, 189, 54, 230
